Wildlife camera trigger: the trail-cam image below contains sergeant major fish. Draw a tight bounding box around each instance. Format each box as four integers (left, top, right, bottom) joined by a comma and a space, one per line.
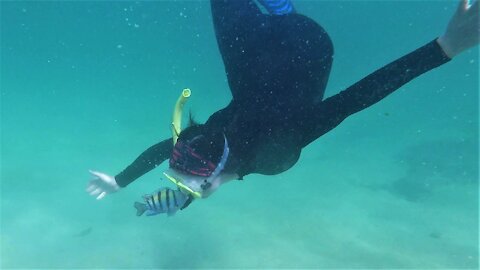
134, 187, 189, 216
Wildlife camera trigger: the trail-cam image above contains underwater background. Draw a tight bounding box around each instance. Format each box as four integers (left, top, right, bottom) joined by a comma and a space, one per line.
1, 1, 478, 268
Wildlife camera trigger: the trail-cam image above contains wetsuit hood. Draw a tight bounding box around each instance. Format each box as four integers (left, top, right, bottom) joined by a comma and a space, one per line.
169, 125, 227, 177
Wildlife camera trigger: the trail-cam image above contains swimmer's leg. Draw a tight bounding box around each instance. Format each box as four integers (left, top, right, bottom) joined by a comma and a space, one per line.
211, 0, 264, 50
210, 0, 265, 67
211, 0, 332, 103
211, 0, 268, 100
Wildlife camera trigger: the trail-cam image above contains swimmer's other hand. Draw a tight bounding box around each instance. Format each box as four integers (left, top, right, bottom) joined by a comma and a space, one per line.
87, 170, 120, 200
437, 0, 479, 58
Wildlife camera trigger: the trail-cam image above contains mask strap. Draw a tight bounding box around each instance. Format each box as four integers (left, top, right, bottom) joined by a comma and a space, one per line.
201, 134, 229, 190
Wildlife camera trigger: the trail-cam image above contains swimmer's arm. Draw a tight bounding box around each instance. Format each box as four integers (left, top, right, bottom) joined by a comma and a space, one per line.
339, 39, 452, 117
115, 138, 173, 187
300, 39, 450, 147
328, 0, 478, 118
301, 0, 479, 147
87, 138, 172, 200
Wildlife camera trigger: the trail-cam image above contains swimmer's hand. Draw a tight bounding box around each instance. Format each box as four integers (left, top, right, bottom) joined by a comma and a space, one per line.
437, 0, 479, 58
86, 170, 120, 200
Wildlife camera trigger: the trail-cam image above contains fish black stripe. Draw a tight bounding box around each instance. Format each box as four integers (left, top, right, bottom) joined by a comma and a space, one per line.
150, 195, 157, 210
166, 189, 170, 209
172, 190, 178, 207
157, 191, 163, 211
146, 197, 153, 209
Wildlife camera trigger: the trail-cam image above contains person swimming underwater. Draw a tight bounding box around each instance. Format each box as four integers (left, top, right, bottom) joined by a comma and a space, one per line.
87, 0, 480, 216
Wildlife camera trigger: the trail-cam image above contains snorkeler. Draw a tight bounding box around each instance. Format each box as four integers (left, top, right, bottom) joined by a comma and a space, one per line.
87, 0, 479, 216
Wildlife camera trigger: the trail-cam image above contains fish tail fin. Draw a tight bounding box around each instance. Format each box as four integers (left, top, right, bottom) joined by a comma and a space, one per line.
134, 201, 147, 216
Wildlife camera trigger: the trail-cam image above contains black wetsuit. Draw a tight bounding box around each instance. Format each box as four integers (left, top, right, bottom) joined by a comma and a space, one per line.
115, 0, 450, 187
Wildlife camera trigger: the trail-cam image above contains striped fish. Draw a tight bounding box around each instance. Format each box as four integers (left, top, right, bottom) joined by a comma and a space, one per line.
134, 188, 189, 217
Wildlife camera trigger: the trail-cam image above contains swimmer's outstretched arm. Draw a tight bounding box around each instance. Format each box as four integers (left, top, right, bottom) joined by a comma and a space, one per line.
87, 138, 172, 199
301, 0, 479, 147
114, 138, 173, 187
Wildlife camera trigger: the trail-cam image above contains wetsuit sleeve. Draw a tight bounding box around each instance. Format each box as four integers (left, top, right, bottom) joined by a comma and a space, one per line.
301, 39, 451, 147
115, 138, 173, 187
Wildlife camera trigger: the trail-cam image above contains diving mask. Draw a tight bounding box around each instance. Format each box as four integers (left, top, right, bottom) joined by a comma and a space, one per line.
165, 134, 230, 199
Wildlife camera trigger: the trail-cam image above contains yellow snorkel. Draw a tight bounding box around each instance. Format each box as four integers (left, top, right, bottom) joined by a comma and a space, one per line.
167, 88, 227, 200
168, 88, 203, 198
171, 88, 191, 145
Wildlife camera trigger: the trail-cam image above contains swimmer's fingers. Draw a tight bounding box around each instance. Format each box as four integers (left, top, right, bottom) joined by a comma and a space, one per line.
466, 1, 479, 18
437, 0, 480, 58
86, 183, 108, 200
88, 169, 118, 186
96, 191, 107, 200
89, 170, 108, 180
86, 182, 97, 193
458, 0, 478, 12
86, 169, 121, 200
458, 0, 469, 12
460, 0, 479, 22
89, 187, 102, 197
460, 0, 479, 40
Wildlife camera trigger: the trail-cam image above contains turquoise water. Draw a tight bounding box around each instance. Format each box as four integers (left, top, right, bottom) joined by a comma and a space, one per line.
1, 1, 478, 268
